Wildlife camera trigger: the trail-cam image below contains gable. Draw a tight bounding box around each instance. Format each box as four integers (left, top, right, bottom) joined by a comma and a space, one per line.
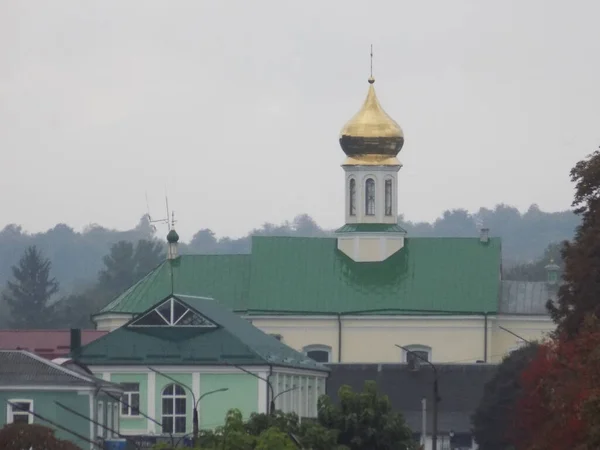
129, 297, 218, 328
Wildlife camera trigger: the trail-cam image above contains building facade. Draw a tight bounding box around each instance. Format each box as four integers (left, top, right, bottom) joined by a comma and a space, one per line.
91, 75, 558, 367
77, 294, 329, 436
0, 350, 123, 450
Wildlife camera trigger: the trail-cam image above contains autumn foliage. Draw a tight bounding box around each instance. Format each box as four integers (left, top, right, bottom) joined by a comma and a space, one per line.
515, 318, 600, 450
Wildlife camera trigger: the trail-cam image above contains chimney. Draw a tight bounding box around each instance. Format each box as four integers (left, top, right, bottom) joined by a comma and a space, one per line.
70, 328, 81, 358
167, 229, 180, 260
479, 227, 490, 244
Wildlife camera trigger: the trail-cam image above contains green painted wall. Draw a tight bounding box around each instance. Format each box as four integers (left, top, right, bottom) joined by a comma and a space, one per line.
110, 373, 148, 432
154, 373, 193, 434
0, 389, 93, 449
199, 374, 258, 429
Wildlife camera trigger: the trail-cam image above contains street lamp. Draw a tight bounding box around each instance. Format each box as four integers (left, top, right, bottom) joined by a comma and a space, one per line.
396, 345, 441, 450
149, 368, 228, 447
272, 386, 299, 410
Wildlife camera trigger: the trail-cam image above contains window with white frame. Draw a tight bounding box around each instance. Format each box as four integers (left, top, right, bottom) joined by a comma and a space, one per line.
384, 179, 393, 216
162, 383, 187, 434
113, 402, 119, 434
349, 178, 356, 216
7, 400, 33, 424
107, 403, 113, 437
402, 345, 432, 365
97, 401, 104, 438
130, 297, 217, 328
365, 178, 375, 215
303, 344, 332, 363
121, 383, 140, 416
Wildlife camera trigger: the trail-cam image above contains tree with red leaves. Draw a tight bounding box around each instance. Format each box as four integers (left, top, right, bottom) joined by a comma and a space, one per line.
515, 317, 600, 450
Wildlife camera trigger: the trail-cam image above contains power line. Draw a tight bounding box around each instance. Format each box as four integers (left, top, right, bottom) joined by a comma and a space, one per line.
6, 401, 102, 449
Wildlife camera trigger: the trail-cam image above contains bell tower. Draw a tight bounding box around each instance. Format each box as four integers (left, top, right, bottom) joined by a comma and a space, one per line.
335, 52, 407, 262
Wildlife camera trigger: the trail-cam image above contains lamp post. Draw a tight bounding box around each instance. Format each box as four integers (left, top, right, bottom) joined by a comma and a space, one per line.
149, 368, 228, 448
396, 345, 441, 450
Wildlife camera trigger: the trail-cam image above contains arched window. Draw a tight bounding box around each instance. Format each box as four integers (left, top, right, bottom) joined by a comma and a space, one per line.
401, 345, 432, 366
162, 384, 186, 434
385, 179, 393, 216
365, 178, 375, 216
349, 179, 356, 216
303, 344, 332, 363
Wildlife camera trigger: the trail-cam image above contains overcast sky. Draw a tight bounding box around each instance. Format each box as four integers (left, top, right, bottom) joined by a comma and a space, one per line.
1, 1, 599, 241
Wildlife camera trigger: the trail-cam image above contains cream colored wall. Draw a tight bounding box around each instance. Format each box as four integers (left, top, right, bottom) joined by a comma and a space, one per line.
337, 236, 405, 263
490, 317, 556, 363
249, 315, 556, 364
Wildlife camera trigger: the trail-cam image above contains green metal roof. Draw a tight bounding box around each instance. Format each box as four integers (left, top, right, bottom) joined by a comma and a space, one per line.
334, 223, 407, 233
101, 254, 250, 313
98, 236, 501, 316
80, 295, 328, 371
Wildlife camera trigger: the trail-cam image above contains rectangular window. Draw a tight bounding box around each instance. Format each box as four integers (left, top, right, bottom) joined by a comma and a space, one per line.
113, 403, 119, 434
107, 403, 113, 438
7, 400, 33, 424
384, 179, 393, 216
121, 383, 140, 416
97, 401, 104, 438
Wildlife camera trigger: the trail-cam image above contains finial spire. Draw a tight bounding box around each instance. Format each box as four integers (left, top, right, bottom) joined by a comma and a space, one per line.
369, 44, 375, 84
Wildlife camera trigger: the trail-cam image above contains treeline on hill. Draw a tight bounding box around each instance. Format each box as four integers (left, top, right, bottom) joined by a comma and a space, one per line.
0, 204, 578, 329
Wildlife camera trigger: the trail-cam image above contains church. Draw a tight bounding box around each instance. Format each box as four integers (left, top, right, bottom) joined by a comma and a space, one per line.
93, 74, 556, 366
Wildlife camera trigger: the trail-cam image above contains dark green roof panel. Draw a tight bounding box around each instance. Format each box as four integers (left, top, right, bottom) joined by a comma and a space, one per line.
335, 223, 407, 233
83, 295, 328, 371
98, 236, 501, 316
247, 236, 501, 313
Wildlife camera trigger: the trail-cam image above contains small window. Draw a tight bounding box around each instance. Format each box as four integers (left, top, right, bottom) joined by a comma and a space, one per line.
349, 179, 356, 216
97, 401, 104, 438
121, 383, 140, 416
113, 403, 119, 434
107, 403, 113, 438
303, 345, 332, 363
7, 400, 33, 424
384, 179, 393, 216
402, 345, 432, 366
130, 297, 217, 328
365, 178, 375, 216
162, 383, 187, 434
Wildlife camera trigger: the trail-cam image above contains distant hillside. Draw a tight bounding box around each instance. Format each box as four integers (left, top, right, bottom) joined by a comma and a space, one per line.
0, 204, 579, 294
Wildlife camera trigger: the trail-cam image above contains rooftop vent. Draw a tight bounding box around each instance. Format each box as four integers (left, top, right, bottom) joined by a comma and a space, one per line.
479, 228, 490, 244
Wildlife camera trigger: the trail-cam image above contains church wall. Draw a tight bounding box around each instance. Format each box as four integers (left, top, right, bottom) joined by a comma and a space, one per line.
250, 315, 556, 364
490, 316, 556, 363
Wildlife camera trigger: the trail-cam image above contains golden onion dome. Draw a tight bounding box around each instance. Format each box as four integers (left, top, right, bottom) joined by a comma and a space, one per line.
339, 77, 404, 158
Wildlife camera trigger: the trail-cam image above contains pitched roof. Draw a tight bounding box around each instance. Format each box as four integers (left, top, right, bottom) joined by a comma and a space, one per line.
0, 330, 107, 359
499, 281, 557, 315
0, 350, 122, 391
80, 295, 329, 372
98, 236, 501, 316
325, 363, 497, 433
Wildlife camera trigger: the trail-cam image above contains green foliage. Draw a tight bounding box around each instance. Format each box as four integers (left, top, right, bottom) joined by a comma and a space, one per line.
318, 381, 414, 450
98, 239, 165, 298
471, 343, 539, 450
548, 149, 600, 336
0, 423, 82, 450
2, 246, 59, 328
0, 205, 580, 298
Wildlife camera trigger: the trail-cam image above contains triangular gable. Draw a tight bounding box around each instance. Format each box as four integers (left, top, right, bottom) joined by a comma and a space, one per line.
129, 297, 218, 328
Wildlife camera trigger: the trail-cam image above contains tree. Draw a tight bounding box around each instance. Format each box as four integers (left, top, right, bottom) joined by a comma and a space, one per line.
318, 381, 414, 450
0, 423, 81, 450
2, 246, 59, 328
472, 343, 539, 450
515, 317, 600, 450
98, 239, 164, 297
548, 149, 600, 337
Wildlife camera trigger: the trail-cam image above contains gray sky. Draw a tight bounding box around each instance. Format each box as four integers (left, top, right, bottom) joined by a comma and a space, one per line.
1, 0, 599, 241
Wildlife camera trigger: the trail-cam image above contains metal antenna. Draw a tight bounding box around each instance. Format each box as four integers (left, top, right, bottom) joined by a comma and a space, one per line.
165, 195, 171, 231
370, 44, 373, 78
144, 193, 170, 232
